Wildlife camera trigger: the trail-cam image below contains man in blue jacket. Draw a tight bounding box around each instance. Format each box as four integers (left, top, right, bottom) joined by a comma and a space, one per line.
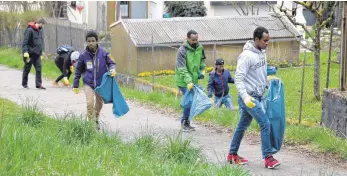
72, 30, 116, 129
207, 58, 235, 110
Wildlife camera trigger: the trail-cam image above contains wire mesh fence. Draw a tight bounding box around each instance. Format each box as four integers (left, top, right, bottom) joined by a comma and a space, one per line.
0, 17, 110, 59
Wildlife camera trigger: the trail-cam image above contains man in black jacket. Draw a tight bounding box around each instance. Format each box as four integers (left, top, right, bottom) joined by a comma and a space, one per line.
53, 45, 80, 86
22, 18, 46, 89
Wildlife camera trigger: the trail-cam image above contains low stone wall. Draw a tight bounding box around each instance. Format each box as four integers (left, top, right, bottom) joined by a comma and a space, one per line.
322, 89, 347, 138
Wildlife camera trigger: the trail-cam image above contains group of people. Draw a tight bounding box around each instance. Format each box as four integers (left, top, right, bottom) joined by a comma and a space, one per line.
21, 18, 116, 129
22, 18, 280, 169
174, 27, 280, 169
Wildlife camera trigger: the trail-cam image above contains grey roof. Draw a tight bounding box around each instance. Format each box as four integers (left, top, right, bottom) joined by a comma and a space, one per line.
117, 15, 301, 47
210, 1, 277, 6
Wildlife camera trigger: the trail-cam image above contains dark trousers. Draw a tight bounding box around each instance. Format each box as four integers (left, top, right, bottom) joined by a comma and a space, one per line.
22, 54, 42, 87
55, 61, 72, 83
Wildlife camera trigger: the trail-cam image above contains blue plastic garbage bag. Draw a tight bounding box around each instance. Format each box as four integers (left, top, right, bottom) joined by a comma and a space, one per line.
263, 79, 285, 154
188, 85, 213, 120
95, 72, 129, 117
180, 90, 193, 108
267, 65, 277, 75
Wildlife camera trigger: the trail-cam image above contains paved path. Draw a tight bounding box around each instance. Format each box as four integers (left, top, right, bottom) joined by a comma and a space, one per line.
0, 65, 346, 176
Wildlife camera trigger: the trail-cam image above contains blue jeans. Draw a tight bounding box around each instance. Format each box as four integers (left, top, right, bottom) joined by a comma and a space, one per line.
179, 87, 190, 124
214, 94, 233, 110
229, 96, 272, 159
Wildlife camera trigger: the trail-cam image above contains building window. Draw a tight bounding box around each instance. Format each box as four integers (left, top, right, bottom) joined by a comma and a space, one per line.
70, 1, 76, 8
120, 1, 129, 18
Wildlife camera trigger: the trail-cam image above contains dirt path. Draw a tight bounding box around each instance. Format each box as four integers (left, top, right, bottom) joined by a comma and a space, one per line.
0, 65, 346, 176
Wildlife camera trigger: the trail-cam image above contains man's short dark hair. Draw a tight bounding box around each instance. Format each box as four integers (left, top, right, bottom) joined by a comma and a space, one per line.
36, 18, 46, 24
187, 30, 198, 38
253, 27, 269, 41
86, 30, 98, 41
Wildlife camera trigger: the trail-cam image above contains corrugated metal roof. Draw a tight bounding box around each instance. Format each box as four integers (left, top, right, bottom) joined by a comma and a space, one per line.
119, 15, 301, 47
210, 1, 277, 6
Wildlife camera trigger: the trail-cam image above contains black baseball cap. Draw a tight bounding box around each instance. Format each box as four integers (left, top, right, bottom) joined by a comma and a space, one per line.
215, 58, 224, 65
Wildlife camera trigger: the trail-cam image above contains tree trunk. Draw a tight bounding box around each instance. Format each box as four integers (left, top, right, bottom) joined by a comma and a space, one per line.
314, 22, 321, 100
5, 27, 14, 47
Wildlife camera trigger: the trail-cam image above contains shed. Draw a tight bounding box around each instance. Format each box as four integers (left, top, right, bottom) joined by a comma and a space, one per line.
110, 15, 301, 75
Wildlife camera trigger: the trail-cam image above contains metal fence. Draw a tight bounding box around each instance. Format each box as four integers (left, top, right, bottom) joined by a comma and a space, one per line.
0, 18, 110, 58
44, 18, 111, 57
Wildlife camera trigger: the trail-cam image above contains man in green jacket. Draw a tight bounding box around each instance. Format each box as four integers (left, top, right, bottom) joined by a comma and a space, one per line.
175, 30, 206, 132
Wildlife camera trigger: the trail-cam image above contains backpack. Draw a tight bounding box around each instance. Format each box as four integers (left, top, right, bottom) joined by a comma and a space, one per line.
56, 45, 73, 55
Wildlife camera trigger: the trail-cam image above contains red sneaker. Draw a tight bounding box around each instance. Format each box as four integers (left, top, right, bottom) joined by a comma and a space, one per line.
265, 155, 280, 169
227, 153, 248, 165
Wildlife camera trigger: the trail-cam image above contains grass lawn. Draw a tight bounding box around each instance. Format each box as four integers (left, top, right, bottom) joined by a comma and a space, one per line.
141, 51, 340, 124
0, 48, 346, 160
0, 97, 248, 175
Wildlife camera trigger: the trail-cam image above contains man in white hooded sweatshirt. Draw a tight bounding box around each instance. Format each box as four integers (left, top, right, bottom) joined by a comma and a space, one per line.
227, 27, 280, 169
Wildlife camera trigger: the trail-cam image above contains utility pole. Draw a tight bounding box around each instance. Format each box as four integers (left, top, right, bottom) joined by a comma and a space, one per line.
340, 1, 347, 91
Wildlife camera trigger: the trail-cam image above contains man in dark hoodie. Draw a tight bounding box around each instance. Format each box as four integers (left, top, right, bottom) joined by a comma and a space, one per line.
53, 45, 80, 86
175, 30, 206, 132
207, 58, 235, 110
22, 18, 46, 89
73, 30, 116, 129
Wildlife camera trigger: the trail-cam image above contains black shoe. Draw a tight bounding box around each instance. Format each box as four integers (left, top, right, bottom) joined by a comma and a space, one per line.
186, 121, 196, 131
36, 85, 46, 90
23, 85, 29, 89
182, 120, 195, 132
181, 124, 191, 132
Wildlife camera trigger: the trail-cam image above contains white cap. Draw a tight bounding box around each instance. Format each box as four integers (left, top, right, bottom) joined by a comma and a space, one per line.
70, 51, 80, 62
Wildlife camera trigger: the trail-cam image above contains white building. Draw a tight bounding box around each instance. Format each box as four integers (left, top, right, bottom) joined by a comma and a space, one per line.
66, 1, 107, 31
204, 1, 277, 16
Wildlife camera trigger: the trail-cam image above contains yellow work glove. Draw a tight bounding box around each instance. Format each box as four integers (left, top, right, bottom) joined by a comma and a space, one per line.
23, 52, 29, 58
202, 70, 206, 75
210, 98, 214, 103
63, 77, 70, 86
73, 88, 79, 94
267, 75, 279, 82
70, 66, 74, 73
244, 96, 256, 108
187, 83, 194, 91
23, 52, 30, 63
109, 69, 116, 77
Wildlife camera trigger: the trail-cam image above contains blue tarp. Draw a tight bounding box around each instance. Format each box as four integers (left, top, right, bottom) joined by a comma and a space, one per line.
95, 72, 129, 117
263, 79, 286, 154
179, 85, 212, 120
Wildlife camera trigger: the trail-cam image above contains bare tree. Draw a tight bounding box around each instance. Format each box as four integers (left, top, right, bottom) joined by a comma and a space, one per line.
0, 2, 22, 47
219, 1, 275, 16
226, 1, 261, 16
270, 1, 338, 100
0, 1, 48, 48
39, 1, 65, 18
